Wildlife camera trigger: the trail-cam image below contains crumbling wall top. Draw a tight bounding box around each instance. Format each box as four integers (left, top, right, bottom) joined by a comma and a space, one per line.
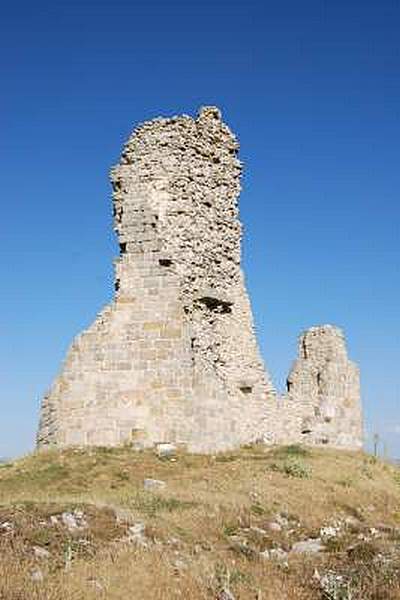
298, 324, 348, 363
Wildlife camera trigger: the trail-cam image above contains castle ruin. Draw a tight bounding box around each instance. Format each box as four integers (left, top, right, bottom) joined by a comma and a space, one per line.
37, 107, 363, 452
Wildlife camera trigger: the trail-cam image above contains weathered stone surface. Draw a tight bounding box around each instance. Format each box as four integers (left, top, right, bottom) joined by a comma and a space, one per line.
155, 443, 176, 457
266, 325, 363, 449
37, 107, 363, 453
143, 478, 166, 491
217, 589, 236, 600
33, 546, 51, 559
291, 538, 325, 554
61, 510, 87, 531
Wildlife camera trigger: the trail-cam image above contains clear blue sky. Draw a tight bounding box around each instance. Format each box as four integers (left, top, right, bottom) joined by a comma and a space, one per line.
1, 0, 399, 458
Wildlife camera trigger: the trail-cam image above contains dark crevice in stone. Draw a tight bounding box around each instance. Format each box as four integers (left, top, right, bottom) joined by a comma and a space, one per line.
159, 259, 173, 267
198, 296, 232, 314
239, 386, 253, 395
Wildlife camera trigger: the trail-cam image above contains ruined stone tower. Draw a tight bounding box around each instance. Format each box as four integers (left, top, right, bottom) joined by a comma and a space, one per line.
37, 107, 276, 452
37, 107, 363, 452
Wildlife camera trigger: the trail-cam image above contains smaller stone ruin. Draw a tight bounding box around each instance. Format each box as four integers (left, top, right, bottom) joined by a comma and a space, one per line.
268, 325, 363, 448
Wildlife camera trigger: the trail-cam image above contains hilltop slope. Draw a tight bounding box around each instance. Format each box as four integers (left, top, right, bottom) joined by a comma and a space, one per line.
0, 445, 399, 599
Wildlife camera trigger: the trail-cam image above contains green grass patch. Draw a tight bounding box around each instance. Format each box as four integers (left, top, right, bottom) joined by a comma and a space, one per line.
130, 493, 198, 517
270, 444, 311, 459
270, 457, 312, 479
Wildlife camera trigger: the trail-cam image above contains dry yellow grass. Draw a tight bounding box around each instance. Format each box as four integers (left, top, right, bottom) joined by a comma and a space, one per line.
0, 444, 399, 599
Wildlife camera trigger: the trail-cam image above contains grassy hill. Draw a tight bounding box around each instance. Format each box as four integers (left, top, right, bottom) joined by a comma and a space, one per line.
1, 444, 400, 599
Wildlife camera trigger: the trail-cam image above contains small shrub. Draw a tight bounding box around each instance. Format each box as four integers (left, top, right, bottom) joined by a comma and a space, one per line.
223, 523, 238, 536
284, 458, 311, 478
114, 470, 130, 482
283, 444, 310, 456
347, 541, 380, 562
250, 502, 265, 516
25, 526, 53, 547
270, 457, 312, 479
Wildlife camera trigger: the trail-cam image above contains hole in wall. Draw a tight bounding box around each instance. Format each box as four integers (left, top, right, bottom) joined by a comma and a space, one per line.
159, 259, 173, 267
239, 386, 253, 395
120, 242, 127, 254
198, 296, 233, 314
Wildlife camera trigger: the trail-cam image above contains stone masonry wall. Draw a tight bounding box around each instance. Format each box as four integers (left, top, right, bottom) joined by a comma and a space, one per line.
37, 107, 363, 453
37, 107, 276, 453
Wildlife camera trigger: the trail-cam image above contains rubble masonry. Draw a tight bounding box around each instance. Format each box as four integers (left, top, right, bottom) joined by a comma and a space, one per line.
37, 107, 363, 452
